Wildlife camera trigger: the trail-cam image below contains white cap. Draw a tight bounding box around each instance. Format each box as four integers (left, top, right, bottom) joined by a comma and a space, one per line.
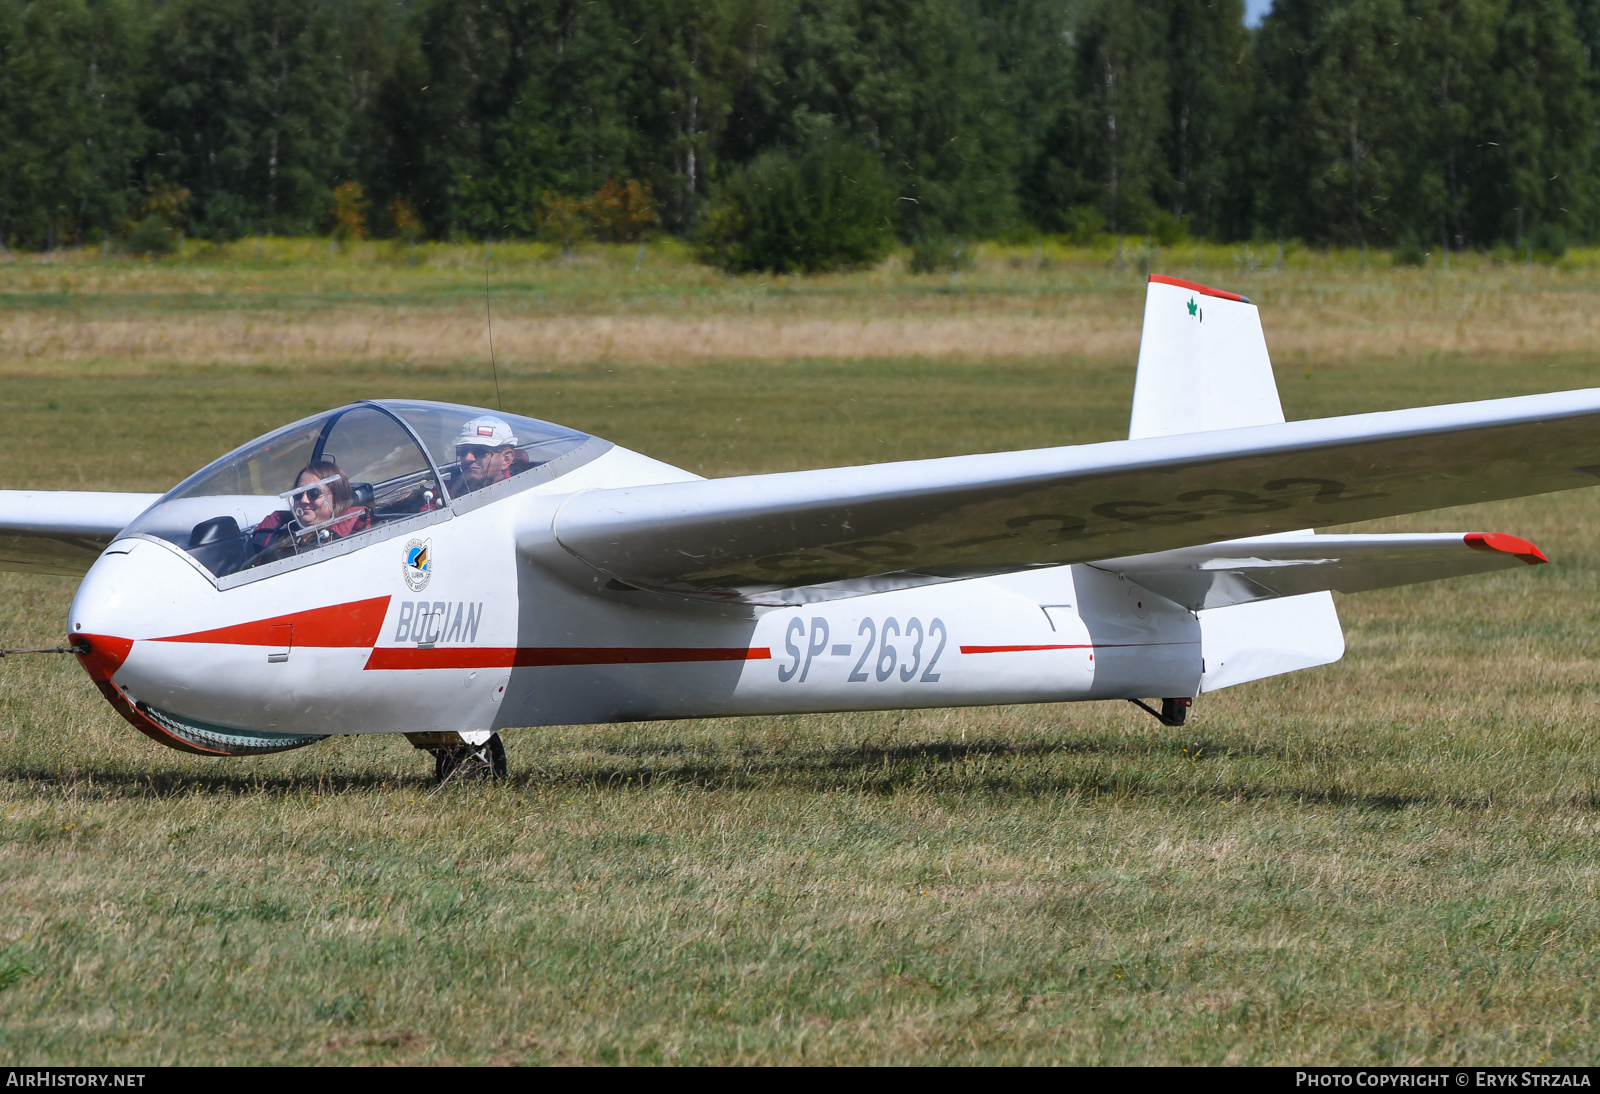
455, 415, 518, 450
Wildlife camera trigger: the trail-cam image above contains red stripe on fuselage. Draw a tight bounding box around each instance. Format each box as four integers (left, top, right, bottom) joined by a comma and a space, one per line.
151, 596, 392, 648
363, 645, 772, 670
961, 643, 1092, 654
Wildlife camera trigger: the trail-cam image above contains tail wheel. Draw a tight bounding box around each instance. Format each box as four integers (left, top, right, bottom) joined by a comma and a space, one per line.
487, 732, 508, 778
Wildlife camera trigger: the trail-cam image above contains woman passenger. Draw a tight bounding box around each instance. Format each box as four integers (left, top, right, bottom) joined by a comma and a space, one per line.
248, 460, 370, 565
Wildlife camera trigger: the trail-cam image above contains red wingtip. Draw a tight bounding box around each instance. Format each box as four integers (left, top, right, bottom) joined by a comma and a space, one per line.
1147, 273, 1250, 303
1465, 532, 1549, 565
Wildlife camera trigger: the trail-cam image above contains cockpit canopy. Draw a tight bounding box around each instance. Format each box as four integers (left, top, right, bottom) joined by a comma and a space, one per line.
123, 401, 595, 581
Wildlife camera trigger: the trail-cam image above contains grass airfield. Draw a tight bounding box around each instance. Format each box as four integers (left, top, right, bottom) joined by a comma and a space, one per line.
2, 241, 1600, 1063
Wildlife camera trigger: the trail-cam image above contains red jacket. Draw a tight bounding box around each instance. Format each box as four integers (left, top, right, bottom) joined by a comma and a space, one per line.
250, 506, 371, 565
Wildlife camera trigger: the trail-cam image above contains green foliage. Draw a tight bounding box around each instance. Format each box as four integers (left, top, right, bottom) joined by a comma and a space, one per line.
697, 141, 893, 274
1063, 0, 1171, 235
0, 948, 34, 993
144, 0, 351, 237
0, 0, 145, 249
1392, 232, 1428, 266
1484, 0, 1592, 244
0, 0, 1598, 252
124, 218, 176, 256
1532, 220, 1568, 258
121, 182, 190, 256
1059, 204, 1106, 245
1260, 0, 1593, 249
723, 0, 1019, 241
1148, 210, 1189, 246
1257, 0, 1408, 247
907, 234, 974, 273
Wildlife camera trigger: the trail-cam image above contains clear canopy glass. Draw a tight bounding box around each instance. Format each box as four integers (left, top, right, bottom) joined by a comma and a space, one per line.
122, 401, 594, 579
383, 401, 591, 498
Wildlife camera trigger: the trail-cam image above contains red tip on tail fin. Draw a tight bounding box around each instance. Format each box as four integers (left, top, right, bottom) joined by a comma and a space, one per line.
1465, 532, 1548, 564
1147, 273, 1250, 303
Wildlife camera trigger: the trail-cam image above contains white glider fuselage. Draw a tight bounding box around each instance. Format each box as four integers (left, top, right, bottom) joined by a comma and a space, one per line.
72, 442, 1201, 748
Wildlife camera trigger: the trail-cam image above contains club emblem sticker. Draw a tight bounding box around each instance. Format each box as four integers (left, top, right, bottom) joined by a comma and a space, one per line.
403, 538, 432, 591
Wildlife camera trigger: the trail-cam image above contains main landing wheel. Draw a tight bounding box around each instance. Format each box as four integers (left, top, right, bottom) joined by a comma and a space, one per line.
431, 733, 508, 784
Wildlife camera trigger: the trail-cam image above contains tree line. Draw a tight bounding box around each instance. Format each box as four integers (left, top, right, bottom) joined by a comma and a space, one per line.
1, 0, 1594, 257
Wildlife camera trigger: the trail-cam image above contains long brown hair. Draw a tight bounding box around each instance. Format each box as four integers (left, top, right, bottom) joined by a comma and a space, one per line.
296, 460, 352, 515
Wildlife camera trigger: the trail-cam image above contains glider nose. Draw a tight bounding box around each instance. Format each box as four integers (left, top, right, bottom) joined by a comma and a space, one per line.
68, 539, 204, 677
69, 545, 140, 666
68, 540, 240, 757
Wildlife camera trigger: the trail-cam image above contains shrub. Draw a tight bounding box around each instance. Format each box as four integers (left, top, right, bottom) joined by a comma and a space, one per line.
908, 234, 974, 273
125, 217, 176, 256
535, 193, 588, 251
1532, 222, 1567, 260
1391, 232, 1427, 267
389, 200, 422, 263
586, 179, 659, 243
533, 180, 658, 251
1061, 205, 1105, 246
697, 141, 893, 274
194, 191, 251, 242
123, 181, 190, 254
331, 182, 369, 246
1148, 211, 1189, 247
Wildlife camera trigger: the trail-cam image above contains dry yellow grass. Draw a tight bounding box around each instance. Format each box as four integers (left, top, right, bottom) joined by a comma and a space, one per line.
0, 310, 1136, 367
6, 285, 1600, 369
6, 238, 1600, 371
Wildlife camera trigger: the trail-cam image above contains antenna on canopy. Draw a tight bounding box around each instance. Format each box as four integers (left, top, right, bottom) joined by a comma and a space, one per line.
484, 244, 504, 413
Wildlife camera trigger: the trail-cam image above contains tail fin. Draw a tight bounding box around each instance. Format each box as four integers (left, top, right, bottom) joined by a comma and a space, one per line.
1129, 275, 1284, 439
1127, 276, 1343, 692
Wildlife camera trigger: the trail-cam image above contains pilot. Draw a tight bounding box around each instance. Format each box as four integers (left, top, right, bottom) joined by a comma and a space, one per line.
249, 461, 370, 564
452, 416, 521, 494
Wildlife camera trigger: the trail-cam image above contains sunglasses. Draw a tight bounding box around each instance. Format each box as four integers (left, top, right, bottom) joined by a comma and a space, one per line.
457, 446, 503, 459
292, 487, 326, 505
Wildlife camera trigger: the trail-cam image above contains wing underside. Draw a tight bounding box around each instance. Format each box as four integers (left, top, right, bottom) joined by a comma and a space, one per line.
551, 388, 1600, 603
0, 491, 162, 576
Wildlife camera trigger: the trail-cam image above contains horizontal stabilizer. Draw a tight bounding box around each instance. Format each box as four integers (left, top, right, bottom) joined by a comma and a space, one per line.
1093, 531, 1546, 611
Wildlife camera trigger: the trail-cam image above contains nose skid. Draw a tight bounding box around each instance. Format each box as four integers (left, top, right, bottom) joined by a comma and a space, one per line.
74, 632, 330, 757
71, 631, 217, 755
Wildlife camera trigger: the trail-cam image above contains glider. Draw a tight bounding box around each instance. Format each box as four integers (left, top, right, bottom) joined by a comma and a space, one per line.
3, 274, 1588, 780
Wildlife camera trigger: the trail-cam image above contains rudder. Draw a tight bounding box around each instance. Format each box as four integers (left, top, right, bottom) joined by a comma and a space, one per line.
1129, 275, 1284, 439
1126, 274, 1342, 692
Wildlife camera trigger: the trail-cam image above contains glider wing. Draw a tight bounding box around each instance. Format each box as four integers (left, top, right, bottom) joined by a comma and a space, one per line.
0, 491, 162, 576
552, 388, 1600, 603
